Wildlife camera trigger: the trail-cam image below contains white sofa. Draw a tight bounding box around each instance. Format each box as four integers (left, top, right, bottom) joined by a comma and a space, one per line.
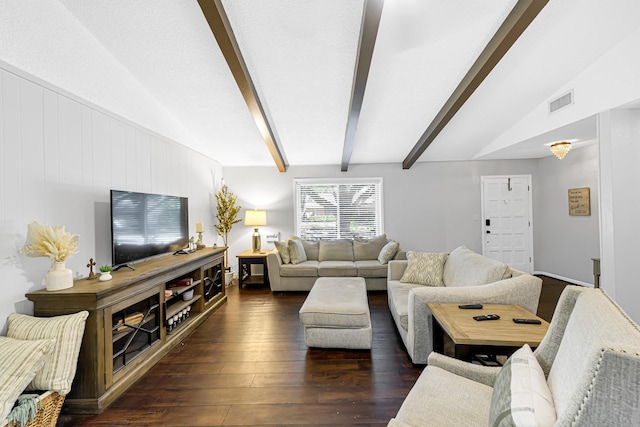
388, 286, 640, 426
387, 246, 542, 364
267, 235, 405, 291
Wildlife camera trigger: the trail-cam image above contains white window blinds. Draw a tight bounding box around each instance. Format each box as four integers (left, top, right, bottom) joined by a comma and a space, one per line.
294, 178, 383, 240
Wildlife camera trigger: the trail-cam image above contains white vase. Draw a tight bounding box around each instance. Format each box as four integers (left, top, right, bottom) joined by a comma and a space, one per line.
99, 272, 112, 282
46, 261, 74, 291
225, 271, 234, 287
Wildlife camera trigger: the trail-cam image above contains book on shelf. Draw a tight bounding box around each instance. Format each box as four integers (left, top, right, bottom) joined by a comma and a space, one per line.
167, 278, 193, 288
115, 312, 144, 331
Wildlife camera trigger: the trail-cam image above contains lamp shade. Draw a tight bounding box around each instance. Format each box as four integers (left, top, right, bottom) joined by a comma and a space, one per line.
244, 210, 267, 226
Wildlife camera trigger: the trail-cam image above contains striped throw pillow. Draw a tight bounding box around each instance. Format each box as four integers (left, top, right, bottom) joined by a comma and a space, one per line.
489, 344, 556, 427
7, 311, 89, 395
0, 336, 55, 421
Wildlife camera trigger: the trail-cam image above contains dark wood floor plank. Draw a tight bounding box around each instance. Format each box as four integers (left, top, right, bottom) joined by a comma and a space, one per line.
58, 276, 565, 426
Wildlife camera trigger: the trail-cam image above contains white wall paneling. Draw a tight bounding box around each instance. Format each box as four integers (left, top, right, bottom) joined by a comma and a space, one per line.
0, 67, 222, 333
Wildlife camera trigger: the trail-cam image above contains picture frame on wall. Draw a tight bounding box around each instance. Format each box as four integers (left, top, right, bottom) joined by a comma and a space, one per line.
568, 187, 590, 216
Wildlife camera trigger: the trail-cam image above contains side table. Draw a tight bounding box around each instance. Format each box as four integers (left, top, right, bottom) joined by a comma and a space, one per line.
236, 249, 272, 288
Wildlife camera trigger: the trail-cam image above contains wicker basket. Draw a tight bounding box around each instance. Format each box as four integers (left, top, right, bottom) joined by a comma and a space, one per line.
5, 392, 65, 427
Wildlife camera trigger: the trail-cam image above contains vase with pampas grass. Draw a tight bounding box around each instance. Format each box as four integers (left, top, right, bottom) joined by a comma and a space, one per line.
21, 221, 79, 291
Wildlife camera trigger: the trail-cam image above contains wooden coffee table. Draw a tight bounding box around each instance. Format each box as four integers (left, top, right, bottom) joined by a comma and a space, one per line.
426, 303, 549, 363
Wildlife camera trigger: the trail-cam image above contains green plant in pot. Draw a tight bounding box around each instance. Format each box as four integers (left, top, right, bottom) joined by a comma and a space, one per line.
99, 265, 112, 282
214, 184, 241, 284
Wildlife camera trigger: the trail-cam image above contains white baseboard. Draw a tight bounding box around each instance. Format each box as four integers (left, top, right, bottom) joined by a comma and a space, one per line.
533, 271, 593, 288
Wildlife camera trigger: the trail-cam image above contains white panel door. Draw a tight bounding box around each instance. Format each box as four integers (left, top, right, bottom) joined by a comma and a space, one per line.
481, 175, 533, 273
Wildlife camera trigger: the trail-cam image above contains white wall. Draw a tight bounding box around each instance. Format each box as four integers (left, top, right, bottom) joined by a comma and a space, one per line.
533, 144, 600, 285
0, 67, 222, 333
599, 109, 640, 322
222, 161, 538, 273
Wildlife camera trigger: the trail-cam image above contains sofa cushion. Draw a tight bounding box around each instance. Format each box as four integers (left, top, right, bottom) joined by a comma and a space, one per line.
443, 245, 510, 287
353, 234, 387, 261
400, 251, 448, 286
378, 241, 400, 264
0, 336, 56, 421
301, 240, 320, 261
318, 261, 357, 277
274, 241, 291, 264
299, 277, 369, 328
288, 239, 308, 264
280, 261, 318, 277
392, 364, 493, 427
355, 260, 387, 278
8, 311, 89, 395
387, 282, 422, 331
489, 344, 556, 427
318, 239, 354, 261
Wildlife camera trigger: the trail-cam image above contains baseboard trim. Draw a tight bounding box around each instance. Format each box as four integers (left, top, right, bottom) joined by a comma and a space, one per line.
533, 271, 593, 288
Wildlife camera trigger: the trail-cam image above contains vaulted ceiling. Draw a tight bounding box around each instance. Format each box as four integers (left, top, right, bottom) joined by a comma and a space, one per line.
6, 0, 640, 169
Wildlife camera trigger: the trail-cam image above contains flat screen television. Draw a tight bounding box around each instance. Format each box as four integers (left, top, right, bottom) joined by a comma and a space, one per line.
110, 190, 189, 268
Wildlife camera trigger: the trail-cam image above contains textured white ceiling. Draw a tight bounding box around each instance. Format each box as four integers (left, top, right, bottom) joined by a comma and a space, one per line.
4, 0, 639, 168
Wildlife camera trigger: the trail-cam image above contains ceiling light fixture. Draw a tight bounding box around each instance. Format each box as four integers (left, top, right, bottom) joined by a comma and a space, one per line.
550, 141, 572, 159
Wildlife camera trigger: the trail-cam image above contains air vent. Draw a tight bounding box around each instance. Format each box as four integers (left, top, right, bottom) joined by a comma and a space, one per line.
549, 90, 574, 113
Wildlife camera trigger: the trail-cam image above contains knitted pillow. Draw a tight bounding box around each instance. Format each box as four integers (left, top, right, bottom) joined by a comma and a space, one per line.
0, 336, 55, 421
400, 251, 448, 286
288, 239, 308, 264
489, 344, 556, 427
378, 241, 399, 264
274, 241, 291, 264
8, 311, 89, 395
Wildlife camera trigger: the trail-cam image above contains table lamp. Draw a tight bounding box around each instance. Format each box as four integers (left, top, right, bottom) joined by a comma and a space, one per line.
244, 209, 267, 252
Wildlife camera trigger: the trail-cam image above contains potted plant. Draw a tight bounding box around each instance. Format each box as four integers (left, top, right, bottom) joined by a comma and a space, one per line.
99, 265, 113, 282
214, 184, 241, 285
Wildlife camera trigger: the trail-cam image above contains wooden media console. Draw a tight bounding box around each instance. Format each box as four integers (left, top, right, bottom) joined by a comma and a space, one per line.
27, 247, 227, 414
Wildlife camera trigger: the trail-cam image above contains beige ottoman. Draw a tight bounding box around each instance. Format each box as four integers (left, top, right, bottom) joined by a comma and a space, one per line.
298, 277, 372, 349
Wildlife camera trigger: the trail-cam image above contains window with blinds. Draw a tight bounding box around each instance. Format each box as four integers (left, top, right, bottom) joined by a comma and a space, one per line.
294, 178, 383, 240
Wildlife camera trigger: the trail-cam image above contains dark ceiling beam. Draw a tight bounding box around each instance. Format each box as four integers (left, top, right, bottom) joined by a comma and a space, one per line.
402, 0, 549, 169
341, 0, 384, 172
198, 0, 288, 172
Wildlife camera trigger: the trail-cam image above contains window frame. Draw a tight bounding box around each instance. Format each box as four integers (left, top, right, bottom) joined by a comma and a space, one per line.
293, 177, 384, 240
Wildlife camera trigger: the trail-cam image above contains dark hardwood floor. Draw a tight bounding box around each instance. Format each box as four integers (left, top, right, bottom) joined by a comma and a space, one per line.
58, 276, 569, 426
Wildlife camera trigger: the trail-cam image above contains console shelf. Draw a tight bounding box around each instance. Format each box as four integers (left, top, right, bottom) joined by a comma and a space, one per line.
26, 247, 227, 415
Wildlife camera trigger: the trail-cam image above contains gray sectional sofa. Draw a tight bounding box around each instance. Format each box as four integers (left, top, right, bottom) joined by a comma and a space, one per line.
266, 235, 405, 291
387, 245, 542, 364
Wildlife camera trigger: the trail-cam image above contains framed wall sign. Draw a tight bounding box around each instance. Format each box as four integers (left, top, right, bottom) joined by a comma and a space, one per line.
568, 187, 590, 216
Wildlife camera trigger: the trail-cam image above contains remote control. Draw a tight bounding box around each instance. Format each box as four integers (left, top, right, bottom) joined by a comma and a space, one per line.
473, 314, 500, 321
513, 318, 542, 324
458, 304, 483, 309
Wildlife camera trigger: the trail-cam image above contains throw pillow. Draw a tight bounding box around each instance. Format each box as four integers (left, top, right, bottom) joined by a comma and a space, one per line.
400, 251, 448, 286
274, 241, 291, 264
378, 241, 400, 264
8, 311, 89, 395
0, 336, 56, 421
288, 239, 308, 264
488, 344, 556, 427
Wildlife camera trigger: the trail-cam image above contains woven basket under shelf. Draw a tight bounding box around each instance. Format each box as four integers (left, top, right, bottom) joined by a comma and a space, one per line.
6, 392, 65, 427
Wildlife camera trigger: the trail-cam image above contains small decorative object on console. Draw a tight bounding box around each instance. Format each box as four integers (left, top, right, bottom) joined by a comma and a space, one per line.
86, 258, 97, 279
21, 221, 79, 291
195, 222, 206, 250
99, 265, 112, 282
